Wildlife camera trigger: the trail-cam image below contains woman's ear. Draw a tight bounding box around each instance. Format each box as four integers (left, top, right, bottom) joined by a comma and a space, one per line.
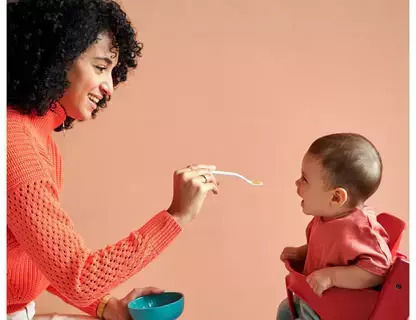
330, 188, 348, 207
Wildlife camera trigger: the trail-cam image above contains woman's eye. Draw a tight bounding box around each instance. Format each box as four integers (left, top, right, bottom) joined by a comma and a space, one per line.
95, 66, 106, 72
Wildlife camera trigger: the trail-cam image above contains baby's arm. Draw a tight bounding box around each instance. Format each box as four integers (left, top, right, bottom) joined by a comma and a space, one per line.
280, 244, 308, 262
306, 265, 384, 296
330, 265, 384, 288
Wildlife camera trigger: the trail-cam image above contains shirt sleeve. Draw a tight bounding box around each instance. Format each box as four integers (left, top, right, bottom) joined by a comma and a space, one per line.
7, 177, 181, 307
342, 220, 392, 276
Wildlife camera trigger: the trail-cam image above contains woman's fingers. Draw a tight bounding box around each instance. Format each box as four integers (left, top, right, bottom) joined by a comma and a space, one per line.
202, 181, 219, 195
174, 165, 218, 190
168, 164, 219, 225
199, 172, 218, 185
187, 164, 216, 171
136, 286, 164, 296
175, 164, 216, 175
180, 168, 216, 180
123, 287, 164, 303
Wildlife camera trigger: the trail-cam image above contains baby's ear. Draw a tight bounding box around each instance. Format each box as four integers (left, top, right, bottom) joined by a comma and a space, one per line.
330, 187, 348, 207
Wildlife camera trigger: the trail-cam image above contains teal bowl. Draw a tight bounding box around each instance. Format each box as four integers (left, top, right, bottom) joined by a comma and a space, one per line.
128, 292, 184, 320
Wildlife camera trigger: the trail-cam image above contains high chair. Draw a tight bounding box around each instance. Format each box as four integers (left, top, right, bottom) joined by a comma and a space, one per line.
284, 212, 409, 320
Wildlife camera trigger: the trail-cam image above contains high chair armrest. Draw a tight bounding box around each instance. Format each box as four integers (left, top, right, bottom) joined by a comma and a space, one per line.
285, 259, 379, 320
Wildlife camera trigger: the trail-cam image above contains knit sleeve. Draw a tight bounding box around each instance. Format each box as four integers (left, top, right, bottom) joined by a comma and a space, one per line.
46, 285, 100, 317
7, 178, 181, 307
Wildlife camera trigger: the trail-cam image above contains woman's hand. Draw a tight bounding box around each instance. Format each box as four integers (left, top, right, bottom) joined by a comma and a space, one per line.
102, 287, 164, 320
167, 164, 219, 226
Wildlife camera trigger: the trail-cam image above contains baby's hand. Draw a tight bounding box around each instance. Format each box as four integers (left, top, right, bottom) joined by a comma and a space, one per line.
280, 247, 302, 262
306, 268, 334, 296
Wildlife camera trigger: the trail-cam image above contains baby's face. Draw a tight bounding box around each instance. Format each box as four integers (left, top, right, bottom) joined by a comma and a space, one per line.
295, 153, 335, 217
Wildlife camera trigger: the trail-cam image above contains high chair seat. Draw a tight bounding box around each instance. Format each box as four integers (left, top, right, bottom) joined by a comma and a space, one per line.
284, 212, 409, 320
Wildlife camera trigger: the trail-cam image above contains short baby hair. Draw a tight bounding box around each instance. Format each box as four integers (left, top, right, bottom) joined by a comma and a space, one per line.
307, 133, 382, 207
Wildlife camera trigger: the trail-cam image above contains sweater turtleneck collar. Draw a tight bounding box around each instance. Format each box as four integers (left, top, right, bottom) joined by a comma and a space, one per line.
27, 102, 67, 135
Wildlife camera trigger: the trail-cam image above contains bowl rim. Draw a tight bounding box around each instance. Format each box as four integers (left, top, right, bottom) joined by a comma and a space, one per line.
128, 291, 184, 310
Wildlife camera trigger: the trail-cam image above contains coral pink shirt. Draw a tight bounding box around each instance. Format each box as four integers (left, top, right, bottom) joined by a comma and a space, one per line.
303, 207, 392, 276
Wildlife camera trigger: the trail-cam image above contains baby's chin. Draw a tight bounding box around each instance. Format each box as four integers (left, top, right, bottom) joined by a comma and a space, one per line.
301, 208, 314, 216
304, 212, 319, 217
302, 208, 323, 217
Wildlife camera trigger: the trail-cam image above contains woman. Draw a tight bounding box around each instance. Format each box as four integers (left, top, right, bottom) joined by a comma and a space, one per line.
7, 0, 219, 319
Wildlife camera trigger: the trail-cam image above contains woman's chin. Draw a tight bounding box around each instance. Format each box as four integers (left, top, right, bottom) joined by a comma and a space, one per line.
76, 105, 96, 120
76, 111, 93, 121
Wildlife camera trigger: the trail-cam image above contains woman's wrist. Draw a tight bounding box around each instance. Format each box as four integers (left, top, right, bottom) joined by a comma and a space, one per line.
167, 208, 187, 227
169, 212, 186, 227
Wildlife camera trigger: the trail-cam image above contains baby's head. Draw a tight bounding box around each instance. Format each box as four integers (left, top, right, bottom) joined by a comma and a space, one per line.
296, 133, 382, 219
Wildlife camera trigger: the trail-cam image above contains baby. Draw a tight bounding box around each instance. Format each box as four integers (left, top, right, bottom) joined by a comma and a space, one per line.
277, 133, 392, 320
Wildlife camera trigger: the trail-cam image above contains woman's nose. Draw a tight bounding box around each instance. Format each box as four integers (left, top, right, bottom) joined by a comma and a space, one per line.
100, 78, 114, 99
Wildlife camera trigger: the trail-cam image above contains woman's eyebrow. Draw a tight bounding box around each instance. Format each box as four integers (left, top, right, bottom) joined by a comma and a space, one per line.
93, 56, 113, 65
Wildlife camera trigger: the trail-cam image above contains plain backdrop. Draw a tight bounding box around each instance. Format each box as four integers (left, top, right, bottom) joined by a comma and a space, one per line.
35, 0, 408, 319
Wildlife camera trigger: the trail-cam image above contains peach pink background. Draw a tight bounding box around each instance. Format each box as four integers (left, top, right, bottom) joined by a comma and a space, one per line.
35, 0, 408, 319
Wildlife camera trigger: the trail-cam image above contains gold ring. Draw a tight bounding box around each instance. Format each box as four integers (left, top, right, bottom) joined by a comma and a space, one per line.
201, 174, 208, 183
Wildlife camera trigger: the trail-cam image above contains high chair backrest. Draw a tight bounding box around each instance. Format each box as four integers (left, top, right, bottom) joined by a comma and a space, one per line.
376, 213, 406, 257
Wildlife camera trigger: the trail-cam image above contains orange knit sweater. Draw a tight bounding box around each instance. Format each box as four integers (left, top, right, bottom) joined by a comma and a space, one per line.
7, 104, 181, 316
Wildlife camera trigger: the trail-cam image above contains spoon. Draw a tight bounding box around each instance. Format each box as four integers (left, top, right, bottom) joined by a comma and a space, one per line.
212, 170, 264, 186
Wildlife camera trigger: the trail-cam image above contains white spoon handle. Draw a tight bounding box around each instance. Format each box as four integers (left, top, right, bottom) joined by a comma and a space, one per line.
212, 170, 263, 186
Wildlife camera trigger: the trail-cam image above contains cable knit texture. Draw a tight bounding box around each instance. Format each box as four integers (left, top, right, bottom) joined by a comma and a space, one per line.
7, 105, 181, 316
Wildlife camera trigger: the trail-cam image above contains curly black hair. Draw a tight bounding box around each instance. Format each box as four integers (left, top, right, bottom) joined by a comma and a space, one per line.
7, 0, 143, 131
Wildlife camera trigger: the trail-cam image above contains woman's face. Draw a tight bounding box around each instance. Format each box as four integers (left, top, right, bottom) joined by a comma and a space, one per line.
59, 31, 119, 120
